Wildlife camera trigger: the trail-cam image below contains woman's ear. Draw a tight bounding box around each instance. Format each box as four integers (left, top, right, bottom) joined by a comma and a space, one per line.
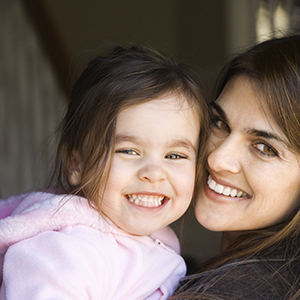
68, 150, 82, 186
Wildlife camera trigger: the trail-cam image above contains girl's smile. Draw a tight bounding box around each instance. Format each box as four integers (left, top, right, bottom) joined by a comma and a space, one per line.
126, 193, 166, 207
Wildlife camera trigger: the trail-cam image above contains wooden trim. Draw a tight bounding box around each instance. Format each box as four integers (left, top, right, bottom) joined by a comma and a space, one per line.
22, 0, 70, 95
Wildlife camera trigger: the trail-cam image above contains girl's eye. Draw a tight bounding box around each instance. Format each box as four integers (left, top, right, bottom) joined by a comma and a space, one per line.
254, 143, 278, 157
212, 117, 230, 133
116, 149, 138, 155
165, 153, 187, 159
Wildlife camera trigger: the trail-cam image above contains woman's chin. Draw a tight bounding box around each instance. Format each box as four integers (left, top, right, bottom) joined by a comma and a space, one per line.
194, 207, 222, 232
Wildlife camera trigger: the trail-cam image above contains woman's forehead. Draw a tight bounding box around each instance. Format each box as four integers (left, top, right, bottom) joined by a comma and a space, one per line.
215, 75, 290, 144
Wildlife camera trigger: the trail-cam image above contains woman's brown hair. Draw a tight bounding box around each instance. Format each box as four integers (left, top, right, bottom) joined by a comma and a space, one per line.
171, 34, 300, 300
211, 34, 300, 261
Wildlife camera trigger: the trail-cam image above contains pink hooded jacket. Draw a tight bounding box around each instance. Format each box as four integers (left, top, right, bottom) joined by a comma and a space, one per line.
0, 192, 186, 299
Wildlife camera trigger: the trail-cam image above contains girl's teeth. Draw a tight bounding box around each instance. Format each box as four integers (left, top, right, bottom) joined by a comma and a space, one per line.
127, 194, 164, 207
207, 175, 248, 198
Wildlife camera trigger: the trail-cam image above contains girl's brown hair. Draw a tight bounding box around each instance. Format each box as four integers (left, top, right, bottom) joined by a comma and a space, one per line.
51, 43, 209, 210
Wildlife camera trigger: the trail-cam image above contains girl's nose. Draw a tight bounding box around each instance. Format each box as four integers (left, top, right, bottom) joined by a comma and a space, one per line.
207, 136, 242, 174
137, 161, 167, 183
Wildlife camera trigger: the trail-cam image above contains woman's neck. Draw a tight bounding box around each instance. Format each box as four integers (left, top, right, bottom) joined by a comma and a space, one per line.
220, 231, 244, 253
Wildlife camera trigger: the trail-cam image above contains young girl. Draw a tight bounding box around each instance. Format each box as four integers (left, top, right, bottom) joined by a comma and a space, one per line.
0, 44, 209, 299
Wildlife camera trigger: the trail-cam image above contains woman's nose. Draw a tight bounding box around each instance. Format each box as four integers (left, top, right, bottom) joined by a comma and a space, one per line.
207, 136, 242, 174
137, 160, 167, 183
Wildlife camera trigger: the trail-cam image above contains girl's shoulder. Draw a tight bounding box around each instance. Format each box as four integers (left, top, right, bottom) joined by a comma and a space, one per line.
0, 191, 102, 252
151, 225, 181, 254
0, 191, 32, 219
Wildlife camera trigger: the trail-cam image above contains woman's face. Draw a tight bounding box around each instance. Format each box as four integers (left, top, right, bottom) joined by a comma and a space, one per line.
195, 75, 300, 232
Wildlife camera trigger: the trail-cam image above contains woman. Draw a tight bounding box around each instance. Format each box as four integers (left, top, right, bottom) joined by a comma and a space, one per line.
171, 35, 300, 299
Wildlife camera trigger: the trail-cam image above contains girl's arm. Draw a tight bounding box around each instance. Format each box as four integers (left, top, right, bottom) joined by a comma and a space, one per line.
1, 229, 110, 300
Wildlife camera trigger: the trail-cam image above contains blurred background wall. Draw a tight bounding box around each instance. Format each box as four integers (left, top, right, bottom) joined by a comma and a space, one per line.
1, 0, 300, 268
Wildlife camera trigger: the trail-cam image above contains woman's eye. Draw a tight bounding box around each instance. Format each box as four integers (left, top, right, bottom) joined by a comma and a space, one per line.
116, 149, 138, 155
165, 153, 187, 159
254, 143, 278, 157
213, 117, 230, 133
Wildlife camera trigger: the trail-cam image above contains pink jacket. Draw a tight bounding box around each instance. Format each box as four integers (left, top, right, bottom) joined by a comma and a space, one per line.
0, 192, 186, 299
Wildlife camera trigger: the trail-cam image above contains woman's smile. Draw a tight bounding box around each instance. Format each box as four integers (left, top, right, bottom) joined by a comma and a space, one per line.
195, 75, 300, 232
207, 174, 248, 198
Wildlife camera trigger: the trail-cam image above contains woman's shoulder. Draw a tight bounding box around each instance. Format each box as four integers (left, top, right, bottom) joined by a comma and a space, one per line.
176, 254, 300, 299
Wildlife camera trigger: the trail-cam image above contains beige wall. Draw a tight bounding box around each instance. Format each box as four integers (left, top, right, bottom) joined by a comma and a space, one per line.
0, 0, 66, 199
41, 0, 228, 85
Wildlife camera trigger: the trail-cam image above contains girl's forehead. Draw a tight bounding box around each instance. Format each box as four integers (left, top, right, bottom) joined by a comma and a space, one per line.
120, 94, 199, 117
115, 95, 200, 139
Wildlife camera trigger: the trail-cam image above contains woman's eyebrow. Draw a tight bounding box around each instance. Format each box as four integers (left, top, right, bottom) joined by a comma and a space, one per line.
211, 102, 289, 147
246, 128, 288, 146
210, 102, 229, 124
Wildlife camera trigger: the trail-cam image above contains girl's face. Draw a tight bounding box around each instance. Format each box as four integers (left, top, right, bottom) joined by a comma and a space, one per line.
100, 94, 200, 236
195, 75, 300, 232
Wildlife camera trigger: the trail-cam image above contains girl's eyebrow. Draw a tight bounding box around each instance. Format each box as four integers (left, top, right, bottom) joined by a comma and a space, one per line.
168, 139, 197, 154
115, 134, 142, 144
211, 102, 229, 124
115, 133, 197, 153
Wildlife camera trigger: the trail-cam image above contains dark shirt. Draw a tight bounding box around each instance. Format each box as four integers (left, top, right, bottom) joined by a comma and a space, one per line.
173, 255, 300, 299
